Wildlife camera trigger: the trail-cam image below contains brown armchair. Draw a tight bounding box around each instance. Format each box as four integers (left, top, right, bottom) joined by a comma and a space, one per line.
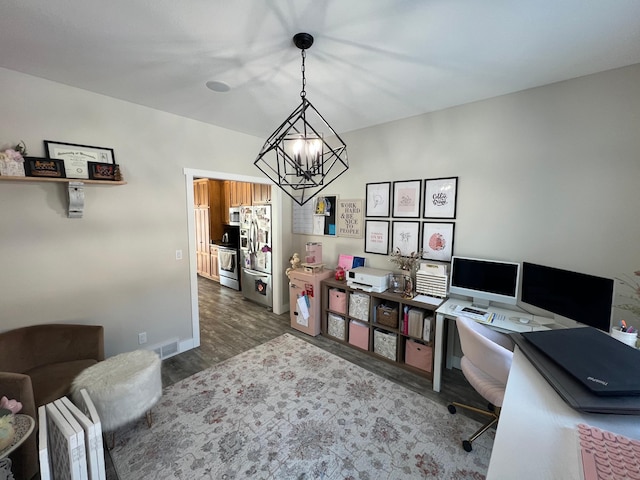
0, 324, 104, 480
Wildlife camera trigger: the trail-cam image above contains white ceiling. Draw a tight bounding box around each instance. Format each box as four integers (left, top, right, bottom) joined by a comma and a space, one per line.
2, 1, 640, 138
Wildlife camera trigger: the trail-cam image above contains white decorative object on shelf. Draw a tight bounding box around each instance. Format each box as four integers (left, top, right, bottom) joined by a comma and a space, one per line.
0, 155, 25, 177
415, 270, 448, 298
0, 141, 27, 177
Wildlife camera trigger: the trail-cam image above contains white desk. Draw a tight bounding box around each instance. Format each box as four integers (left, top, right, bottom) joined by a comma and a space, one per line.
487, 347, 640, 479
433, 298, 552, 392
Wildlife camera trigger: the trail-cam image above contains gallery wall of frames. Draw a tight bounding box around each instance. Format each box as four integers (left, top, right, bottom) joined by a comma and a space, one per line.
364, 177, 458, 262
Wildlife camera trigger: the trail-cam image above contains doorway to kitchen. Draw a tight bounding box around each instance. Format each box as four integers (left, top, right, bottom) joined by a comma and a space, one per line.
183, 168, 285, 350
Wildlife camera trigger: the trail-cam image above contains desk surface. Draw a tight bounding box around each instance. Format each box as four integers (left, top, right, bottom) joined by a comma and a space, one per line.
487, 347, 640, 479
436, 298, 552, 333
432, 298, 555, 392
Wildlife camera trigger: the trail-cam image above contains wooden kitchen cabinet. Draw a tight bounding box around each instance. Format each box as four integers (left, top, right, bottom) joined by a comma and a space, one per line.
208, 180, 223, 242
252, 183, 271, 204
194, 178, 209, 207
219, 180, 266, 224
239, 182, 252, 206
221, 181, 231, 223
210, 244, 220, 282
230, 182, 252, 207
195, 207, 211, 277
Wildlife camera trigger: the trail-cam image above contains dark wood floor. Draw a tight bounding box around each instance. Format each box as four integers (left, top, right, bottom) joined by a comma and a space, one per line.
106, 277, 487, 479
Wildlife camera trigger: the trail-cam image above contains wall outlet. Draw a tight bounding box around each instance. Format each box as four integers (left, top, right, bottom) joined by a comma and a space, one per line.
175, 249, 183, 260
138, 332, 147, 345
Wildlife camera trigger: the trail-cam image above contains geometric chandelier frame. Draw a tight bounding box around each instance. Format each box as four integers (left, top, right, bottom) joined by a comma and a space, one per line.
254, 33, 348, 206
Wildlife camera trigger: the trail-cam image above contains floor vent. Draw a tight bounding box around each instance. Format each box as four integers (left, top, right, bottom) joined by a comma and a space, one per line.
152, 338, 180, 359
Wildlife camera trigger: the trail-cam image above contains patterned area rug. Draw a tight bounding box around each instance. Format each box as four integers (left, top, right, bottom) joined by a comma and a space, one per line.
110, 334, 493, 479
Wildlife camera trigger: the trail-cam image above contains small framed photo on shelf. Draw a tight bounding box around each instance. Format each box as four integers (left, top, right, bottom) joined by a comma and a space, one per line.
88, 162, 117, 180
365, 182, 391, 217
392, 179, 421, 218
422, 221, 455, 262
391, 221, 420, 256
44, 140, 115, 180
364, 220, 390, 255
24, 157, 66, 178
424, 176, 458, 219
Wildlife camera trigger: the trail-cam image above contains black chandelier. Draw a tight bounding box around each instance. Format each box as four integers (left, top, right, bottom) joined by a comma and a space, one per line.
254, 33, 349, 206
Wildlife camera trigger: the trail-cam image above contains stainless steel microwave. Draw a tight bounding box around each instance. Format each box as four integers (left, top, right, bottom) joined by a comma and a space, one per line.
228, 207, 241, 225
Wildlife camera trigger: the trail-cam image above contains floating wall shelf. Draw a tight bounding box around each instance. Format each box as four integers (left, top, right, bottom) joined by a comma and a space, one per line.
0, 176, 126, 185
0, 175, 127, 217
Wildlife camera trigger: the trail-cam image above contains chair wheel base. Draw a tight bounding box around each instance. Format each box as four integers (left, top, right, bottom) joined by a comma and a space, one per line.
462, 440, 473, 452
447, 404, 457, 414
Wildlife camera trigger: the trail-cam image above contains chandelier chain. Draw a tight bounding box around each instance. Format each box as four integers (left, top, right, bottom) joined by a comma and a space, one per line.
300, 49, 306, 98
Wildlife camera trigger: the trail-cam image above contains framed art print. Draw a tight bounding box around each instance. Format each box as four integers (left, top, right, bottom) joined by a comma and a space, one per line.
391, 221, 420, 256
424, 176, 458, 219
88, 162, 116, 180
365, 182, 391, 217
422, 222, 455, 262
337, 199, 364, 238
364, 220, 390, 255
392, 180, 421, 218
24, 157, 66, 178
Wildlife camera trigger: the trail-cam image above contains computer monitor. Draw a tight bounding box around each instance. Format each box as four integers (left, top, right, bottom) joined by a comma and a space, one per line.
449, 256, 521, 308
520, 262, 614, 332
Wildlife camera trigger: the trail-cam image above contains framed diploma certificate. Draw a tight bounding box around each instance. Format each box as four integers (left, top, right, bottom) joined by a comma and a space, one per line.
44, 141, 115, 180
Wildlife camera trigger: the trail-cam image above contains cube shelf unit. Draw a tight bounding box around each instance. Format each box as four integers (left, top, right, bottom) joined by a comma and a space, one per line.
320, 278, 444, 381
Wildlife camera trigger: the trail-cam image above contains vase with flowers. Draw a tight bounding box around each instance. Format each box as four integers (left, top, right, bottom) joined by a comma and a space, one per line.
389, 248, 423, 298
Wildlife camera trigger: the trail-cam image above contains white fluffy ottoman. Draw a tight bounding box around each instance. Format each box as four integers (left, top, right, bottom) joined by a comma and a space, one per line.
71, 350, 162, 434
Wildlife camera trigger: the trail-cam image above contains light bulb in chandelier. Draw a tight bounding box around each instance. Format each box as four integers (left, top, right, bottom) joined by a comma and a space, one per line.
288, 134, 322, 169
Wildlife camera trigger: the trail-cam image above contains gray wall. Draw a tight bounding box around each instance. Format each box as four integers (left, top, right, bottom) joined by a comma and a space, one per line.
1, 62, 639, 357
0, 67, 265, 355
292, 64, 640, 330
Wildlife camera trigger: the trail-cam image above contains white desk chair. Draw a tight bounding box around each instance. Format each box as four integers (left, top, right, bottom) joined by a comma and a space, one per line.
448, 316, 514, 452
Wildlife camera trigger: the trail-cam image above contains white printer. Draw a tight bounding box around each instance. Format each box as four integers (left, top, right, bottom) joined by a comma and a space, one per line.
347, 267, 391, 293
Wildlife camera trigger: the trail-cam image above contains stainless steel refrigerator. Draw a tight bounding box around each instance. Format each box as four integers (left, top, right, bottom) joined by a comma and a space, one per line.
240, 205, 273, 309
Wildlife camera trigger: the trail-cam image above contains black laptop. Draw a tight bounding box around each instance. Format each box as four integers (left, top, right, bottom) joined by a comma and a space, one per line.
512, 327, 640, 415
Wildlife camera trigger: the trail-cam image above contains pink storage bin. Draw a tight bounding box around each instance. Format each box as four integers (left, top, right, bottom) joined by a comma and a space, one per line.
329, 289, 347, 314
349, 320, 369, 350
405, 339, 433, 372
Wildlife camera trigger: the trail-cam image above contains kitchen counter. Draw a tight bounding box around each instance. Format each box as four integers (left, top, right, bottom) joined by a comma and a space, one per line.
211, 241, 237, 248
